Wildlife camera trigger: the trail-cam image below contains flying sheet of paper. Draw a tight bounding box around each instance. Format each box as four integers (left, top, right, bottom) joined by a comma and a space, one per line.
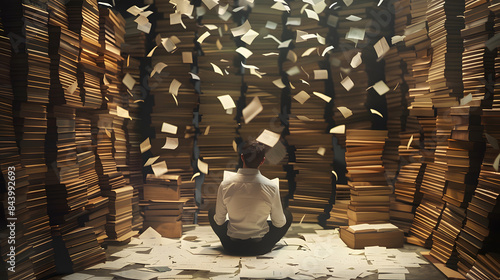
330, 124, 345, 134
337, 106, 353, 118
372, 80, 390, 95
162, 137, 179, 150
144, 156, 159, 167
117, 106, 131, 119
322, 45, 334, 56
406, 134, 414, 150
256, 129, 280, 147
346, 15, 362, 21
152, 161, 168, 177
302, 47, 317, 57
371, 108, 384, 118
169, 79, 182, 96
317, 147, 326, 156
265, 21, 277, 29
314, 70, 328, 80
217, 94, 236, 110
191, 172, 200, 181
241, 29, 259, 45
294, 91, 310, 104
313, 92, 331, 103
286, 66, 301, 76
346, 27, 365, 41
287, 50, 298, 63
273, 78, 286, 89
265, 141, 287, 165
210, 63, 224, 75
287, 17, 301, 26
218, 3, 228, 15
313, 0, 327, 13
392, 35, 405, 44
271, 1, 290, 12
198, 159, 209, 174
182, 52, 193, 64
231, 20, 251, 37
242, 96, 263, 124
147, 46, 158, 57
304, 9, 319, 21
460, 93, 473, 105
170, 12, 186, 28
162, 38, 176, 52
278, 39, 292, 48
316, 33, 326, 44
343, 0, 353, 6
197, 31, 210, 44
137, 21, 152, 33
67, 80, 78, 94
122, 73, 136, 90
161, 122, 178, 134
127, 5, 150, 16
140, 138, 151, 153
374, 37, 390, 58
350, 52, 362, 68
236, 47, 253, 58
202, 0, 218, 10
494, 153, 500, 171
341, 76, 354, 91
204, 125, 210, 135
151, 62, 168, 77
296, 115, 315, 121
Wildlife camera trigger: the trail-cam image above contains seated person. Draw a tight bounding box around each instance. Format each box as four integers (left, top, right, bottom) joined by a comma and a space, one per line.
209, 140, 293, 256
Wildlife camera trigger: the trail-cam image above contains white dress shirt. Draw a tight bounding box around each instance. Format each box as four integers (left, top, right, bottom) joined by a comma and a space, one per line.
214, 168, 286, 239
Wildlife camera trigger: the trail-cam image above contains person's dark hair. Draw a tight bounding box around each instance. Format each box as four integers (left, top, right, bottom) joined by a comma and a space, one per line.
241, 140, 266, 168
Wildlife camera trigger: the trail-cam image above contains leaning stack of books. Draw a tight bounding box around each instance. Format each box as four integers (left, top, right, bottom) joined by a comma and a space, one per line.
61, 227, 106, 271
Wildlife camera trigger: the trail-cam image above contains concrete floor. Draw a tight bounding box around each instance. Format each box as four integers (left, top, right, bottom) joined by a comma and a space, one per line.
49, 223, 447, 280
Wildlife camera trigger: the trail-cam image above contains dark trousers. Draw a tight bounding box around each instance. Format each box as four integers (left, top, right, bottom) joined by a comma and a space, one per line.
208, 208, 293, 256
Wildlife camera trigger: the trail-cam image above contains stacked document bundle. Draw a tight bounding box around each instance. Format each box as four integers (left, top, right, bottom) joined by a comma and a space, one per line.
340, 223, 404, 249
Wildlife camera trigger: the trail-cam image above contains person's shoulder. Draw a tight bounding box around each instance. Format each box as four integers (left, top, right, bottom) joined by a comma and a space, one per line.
258, 174, 278, 189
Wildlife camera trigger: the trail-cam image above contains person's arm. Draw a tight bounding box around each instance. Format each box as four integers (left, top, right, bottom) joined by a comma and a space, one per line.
213, 184, 228, 225
270, 185, 286, 228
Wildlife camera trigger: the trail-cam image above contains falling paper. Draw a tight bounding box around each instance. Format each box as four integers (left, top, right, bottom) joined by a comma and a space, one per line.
371, 108, 384, 118
302, 47, 317, 57
337, 106, 353, 118
242, 96, 263, 124
170, 12, 185, 28
287, 50, 298, 62
116, 106, 131, 119
210, 63, 224, 75
137, 21, 152, 33
202, 0, 218, 10
273, 78, 286, 89
197, 31, 210, 44
287, 17, 301, 26
162, 38, 176, 52
330, 124, 345, 134
321, 45, 334, 56
332, 170, 338, 181
144, 156, 159, 167
140, 138, 151, 153
314, 70, 328, 80
151, 62, 168, 77
350, 52, 362, 68
256, 129, 281, 147
122, 73, 136, 90
372, 80, 390, 95
147, 46, 158, 57
182, 52, 193, 64
169, 79, 182, 96
304, 9, 319, 21
241, 29, 259, 45
217, 95, 236, 110
162, 137, 179, 150
278, 39, 292, 48
460, 93, 473, 105
204, 125, 210, 135
286, 66, 301, 76
231, 20, 251, 37
236, 47, 253, 59
346, 15, 362, 21
313, 92, 332, 103
127, 5, 150, 16
161, 122, 178, 134
406, 134, 414, 150
198, 159, 209, 174
343, 0, 353, 6
152, 161, 168, 177
191, 172, 200, 181
265, 21, 278, 29
346, 27, 365, 41
392, 35, 405, 44
341, 76, 354, 91
374, 37, 390, 58
67, 80, 78, 94
317, 147, 326, 156
294, 91, 310, 104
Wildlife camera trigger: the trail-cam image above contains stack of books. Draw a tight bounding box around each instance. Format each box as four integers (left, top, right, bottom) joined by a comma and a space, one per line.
142, 173, 186, 237
48, 0, 82, 108
340, 223, 405, 249
121, 16, 146, 57
67, 0, 104, 109
103, 185, 135, 242
75, 115, 101, 199
81, 196, 109, 244
407, 195, 445, 247
345, 130, 391, 225
389, 198, 416, 234
0, 20, 35, 279
61, 227, 106, 271
465, 253, 500, 279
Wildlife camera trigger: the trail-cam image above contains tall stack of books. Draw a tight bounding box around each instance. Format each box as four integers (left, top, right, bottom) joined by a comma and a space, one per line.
196, 4, 240, 225
75, 113, 101, 199
67, 0, 103, 109
0, 19, 36, 279
284, 0, 334, 223
103, 185, 134, 242
142, 174, 185, 237
48, 0, 82, 108
121, 16, 146, 57
81, 196, 109, 244
3, 3, 57, 278
465, 253, 500, 279
326, 184, 351, 227
60, 227, 106, 272
345, 130, 391, 225
454, 108, 500, 274
462, 0, 496, 105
